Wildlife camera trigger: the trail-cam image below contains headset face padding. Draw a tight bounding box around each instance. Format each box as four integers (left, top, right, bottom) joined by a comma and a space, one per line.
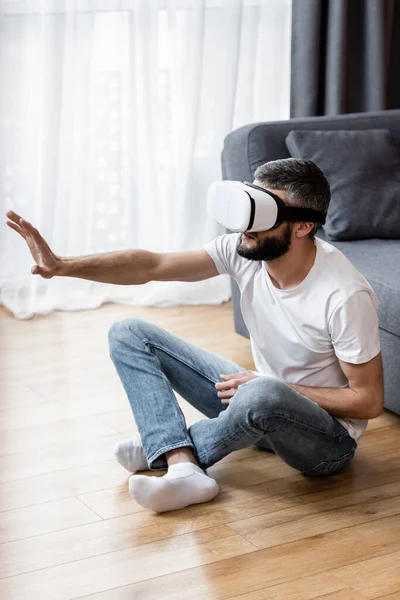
207, 180, 326, 233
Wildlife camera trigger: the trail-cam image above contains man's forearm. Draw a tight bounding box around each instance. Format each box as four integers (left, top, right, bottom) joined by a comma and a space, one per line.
289, 384, 375, 420
58, 249, 158, 285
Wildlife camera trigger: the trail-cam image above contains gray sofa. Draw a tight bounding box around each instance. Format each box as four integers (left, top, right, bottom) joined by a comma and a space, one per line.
221, 109, 400, 416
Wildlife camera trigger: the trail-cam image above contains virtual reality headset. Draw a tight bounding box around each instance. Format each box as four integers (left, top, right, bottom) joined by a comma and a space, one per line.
207, 180, 326, 233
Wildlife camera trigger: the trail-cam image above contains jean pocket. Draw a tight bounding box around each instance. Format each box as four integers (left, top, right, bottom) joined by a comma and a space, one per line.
301, 446, 357, 478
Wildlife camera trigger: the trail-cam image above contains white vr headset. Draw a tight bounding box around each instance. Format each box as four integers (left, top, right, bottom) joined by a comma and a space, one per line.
207, 180, 326, 233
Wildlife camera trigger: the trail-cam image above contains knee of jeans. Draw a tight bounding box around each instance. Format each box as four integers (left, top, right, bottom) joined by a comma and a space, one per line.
232, 376, 290, 415
108, 318, 146, 354
242, 376, 287, 397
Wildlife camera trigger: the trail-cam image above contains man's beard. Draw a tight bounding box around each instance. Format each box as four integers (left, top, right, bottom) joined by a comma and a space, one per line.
237, 222, 293, 261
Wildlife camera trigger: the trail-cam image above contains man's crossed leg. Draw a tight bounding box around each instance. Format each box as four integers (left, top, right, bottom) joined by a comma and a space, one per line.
109, 318, 357, 512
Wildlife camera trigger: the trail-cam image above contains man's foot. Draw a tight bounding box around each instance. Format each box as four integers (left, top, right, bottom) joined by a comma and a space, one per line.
113, 436, 148, 473
129, 462, 219, 513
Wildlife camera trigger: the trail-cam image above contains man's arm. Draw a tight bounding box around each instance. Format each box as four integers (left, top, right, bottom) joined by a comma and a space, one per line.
61, 248, 219, 284
289, 353, 384, 420
6, 210, 219, 284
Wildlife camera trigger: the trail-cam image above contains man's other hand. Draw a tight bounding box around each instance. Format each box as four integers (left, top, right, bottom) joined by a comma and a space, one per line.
215, 372, 258, 404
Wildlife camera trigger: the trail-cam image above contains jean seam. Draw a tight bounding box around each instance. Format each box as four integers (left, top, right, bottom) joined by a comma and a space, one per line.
261, 412, 354, 440
140, 336, 241, 386
260, 413, 357, 469
301, 447, 356, 476
147, 441, 194, 468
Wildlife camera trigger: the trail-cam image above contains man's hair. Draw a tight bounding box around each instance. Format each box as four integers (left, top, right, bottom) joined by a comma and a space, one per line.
254, 158, 331, 239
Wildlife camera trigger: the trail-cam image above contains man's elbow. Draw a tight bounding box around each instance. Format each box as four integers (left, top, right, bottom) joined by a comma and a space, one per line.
366, 394, 385, 419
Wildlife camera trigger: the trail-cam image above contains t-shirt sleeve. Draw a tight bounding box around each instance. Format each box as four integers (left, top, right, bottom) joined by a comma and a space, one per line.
329, 290, 381, 364
204, 233, 245, 279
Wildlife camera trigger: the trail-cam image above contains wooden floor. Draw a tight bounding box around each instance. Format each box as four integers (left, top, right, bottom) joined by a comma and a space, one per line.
1, 301, 400, 600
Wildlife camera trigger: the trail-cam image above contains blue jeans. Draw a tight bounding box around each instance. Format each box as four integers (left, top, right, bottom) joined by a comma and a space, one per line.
108, 318, 357, 477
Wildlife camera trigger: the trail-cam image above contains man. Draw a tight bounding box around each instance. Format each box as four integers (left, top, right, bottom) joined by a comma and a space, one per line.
6, 158, 384, 514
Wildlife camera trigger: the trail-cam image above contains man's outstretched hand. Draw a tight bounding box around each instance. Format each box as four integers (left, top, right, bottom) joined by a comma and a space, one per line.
215, 372, 258, 404
6, 210, 62, 279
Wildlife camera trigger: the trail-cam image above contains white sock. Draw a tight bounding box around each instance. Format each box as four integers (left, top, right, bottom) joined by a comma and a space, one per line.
113, 436, 148, 473
129, 462, 219, 513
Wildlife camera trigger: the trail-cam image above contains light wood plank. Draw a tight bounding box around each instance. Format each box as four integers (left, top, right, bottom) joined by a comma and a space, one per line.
0, 431, 134, 483
0, 529, 256, 600
0, 356, 113, 392
356, 427, 400, 458
228, 481, 400, 549
0, 512, 189, 578
0, 497, 100, 544
13, 343, 108, 366
316, 592, 367, 600
0, 350, 33, 370
226, 585, 367, 600
0, 416, 117, 458
0, 386, 46, 410
365, 410, 400, 432
222, 573, 349, 600
0, 461, 126, 512
0, 515, 242, 579
0, 391, 128, 432
332, 550, 400, 599
238, 496, 400, 550
77, 487, 145, 520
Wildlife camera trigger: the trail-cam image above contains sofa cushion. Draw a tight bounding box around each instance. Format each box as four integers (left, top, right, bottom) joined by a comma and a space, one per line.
286, 129, 400, 241
317, 231, 400, 337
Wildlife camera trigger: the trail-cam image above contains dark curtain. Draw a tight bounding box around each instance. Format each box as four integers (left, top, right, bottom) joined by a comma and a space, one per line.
290, 0, 400, 117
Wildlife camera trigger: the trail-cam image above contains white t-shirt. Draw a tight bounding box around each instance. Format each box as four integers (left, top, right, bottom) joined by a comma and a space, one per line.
204, 233, 381, 442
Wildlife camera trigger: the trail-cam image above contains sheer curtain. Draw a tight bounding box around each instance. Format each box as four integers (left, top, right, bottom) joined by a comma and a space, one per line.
0, 0, 291, 319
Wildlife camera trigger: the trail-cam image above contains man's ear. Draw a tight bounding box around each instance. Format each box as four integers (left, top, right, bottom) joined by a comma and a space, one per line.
294, 222, 314, 238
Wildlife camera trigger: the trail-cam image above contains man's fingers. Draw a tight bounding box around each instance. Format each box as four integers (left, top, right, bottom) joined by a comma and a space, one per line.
217, 388, 236, 399
219, 373, 250, 382
216, 379, 239, 390
6, 210, 23, 224
220, 389, 236, 404
6, 212, 41, 243
20, 219, 46, 247
20, 218, 36, 234
6, 220, 27, 239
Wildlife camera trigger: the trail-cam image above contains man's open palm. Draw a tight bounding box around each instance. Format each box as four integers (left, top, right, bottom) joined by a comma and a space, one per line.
6, 210, 61, 279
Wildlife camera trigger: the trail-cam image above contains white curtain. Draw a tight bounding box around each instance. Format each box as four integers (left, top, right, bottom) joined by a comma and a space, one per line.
0, 0, 291, 319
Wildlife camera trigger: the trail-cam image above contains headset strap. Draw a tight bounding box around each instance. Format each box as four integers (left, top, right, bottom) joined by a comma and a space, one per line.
244, 182, 326, 225
279, 205, 326, 225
